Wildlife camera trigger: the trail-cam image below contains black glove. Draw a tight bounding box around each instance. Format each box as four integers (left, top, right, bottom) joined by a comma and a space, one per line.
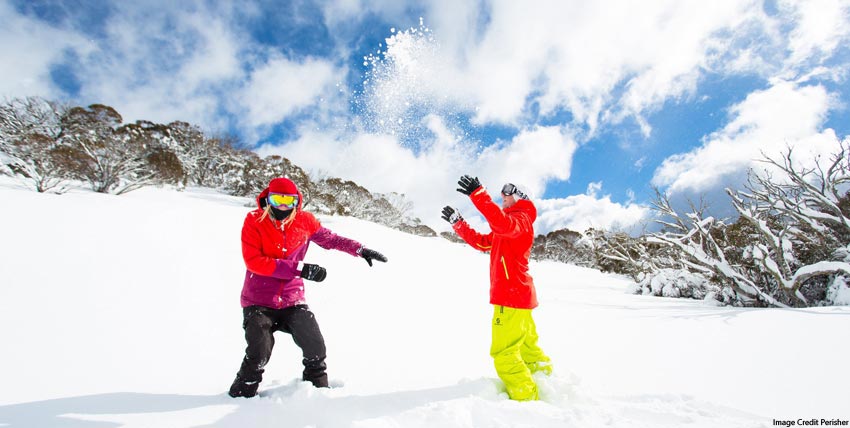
456, 175, 482, 196
441, 206, 462, 224
301, 263, 327, 282
359, 248, 387, 267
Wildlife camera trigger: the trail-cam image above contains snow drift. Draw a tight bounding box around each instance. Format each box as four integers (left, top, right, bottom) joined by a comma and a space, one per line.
1, 179, 848, 427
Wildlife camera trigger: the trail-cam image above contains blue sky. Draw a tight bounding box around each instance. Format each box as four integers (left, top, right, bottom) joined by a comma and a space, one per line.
3, 0, 850, 233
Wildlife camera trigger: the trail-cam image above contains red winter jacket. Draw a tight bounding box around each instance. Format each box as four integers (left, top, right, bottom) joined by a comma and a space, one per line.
240, 187, 362, 309
453, 187, 538, 309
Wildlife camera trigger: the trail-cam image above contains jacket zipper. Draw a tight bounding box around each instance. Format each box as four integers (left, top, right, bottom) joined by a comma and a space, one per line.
274, 224, 287, 306
501, 256, 509, 280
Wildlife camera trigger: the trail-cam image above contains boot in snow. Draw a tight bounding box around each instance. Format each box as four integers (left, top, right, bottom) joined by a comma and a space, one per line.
228, 375, 259, 398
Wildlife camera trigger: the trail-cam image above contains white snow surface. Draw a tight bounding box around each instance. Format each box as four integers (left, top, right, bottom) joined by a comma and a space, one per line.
1, 179, 849, 427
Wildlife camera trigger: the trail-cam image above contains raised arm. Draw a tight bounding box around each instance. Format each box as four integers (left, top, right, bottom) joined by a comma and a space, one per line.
442, 205, 493, 252
456, 175, 526, 238
469, 188, 526, 238
453, 219, 494, 252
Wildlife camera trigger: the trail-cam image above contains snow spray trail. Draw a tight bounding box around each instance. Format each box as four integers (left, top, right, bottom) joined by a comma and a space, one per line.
355, 18, 472, 151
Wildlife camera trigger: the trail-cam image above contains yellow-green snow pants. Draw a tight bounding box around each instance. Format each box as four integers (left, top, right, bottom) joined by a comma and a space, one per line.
490, 305, 551, 401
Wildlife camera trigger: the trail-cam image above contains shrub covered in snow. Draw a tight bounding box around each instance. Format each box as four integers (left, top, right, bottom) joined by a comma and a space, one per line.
531, 228, 594, 267
634, 268, 716, 300
640, 144, 850, 307
826, 276, 850, 306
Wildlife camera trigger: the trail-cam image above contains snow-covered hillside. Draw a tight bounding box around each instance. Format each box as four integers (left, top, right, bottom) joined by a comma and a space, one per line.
1, 180, 848, 427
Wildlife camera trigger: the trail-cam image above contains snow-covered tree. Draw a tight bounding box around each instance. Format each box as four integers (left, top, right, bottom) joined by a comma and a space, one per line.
168, 124, 240, 188
117, 120, 184, 187
379, 192, 414, 223
0, 97, 71, 192
58, 104, 172, 194
222, 153, 314, 202
726, 144, 850, 306
646, 143, 850, 307
647, 192, 777, 306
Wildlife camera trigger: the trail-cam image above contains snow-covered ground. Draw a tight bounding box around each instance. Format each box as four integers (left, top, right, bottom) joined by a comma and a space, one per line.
1, 179, 848, 427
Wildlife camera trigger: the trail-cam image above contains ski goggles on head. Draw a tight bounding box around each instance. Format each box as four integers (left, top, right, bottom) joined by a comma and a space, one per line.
268, 193, 298, 208
501, 183, 527, 199
501, 183, 518, 196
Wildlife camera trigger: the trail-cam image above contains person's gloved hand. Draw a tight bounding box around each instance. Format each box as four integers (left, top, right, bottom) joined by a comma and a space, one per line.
301, 263, 327, 282
456, 175, 482, 196
359, 248, 388, 267
441, 206, 462, 224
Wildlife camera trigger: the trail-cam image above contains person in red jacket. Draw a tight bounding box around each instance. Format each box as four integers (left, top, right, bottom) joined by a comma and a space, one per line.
441, 175, 551, 401
229, 177, 387, 398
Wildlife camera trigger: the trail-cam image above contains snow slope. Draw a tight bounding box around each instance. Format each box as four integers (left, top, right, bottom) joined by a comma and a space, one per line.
1, 180, 848, 427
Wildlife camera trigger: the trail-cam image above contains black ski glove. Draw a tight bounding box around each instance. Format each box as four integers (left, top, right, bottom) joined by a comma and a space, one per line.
456, 175, 482, 196
441, 206, 462, 224
301, 263, 327, 282
359, 248, 387, 267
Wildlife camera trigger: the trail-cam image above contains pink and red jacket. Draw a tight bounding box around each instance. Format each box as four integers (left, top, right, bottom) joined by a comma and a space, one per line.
240, 187, 362, 309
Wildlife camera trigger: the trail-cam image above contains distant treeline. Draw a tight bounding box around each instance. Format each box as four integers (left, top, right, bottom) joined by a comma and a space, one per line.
0, 96, 433, 236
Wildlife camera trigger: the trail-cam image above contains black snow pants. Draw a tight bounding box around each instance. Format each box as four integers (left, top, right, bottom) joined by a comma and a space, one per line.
234, 304, 328, 389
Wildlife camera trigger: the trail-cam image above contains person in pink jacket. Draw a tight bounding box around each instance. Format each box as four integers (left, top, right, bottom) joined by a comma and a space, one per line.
229, 177, 387, 398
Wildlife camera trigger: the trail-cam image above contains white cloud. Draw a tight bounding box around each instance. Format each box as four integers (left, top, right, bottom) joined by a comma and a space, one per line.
322, 0, 850, 140
236, 55, 339, 128
7, 0, 845, 143
453, 1, 765, 133
66, 2, 246, 128
536, 192, 650, 234
178, 15, 243, 84
0, 0, 93, 98
651, 80, 839, 193
0, 2, 345, 136
586, 182, 603, 198
473, 126, 577, 199
335, 0, 791, 139
782, 0, 850, 68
